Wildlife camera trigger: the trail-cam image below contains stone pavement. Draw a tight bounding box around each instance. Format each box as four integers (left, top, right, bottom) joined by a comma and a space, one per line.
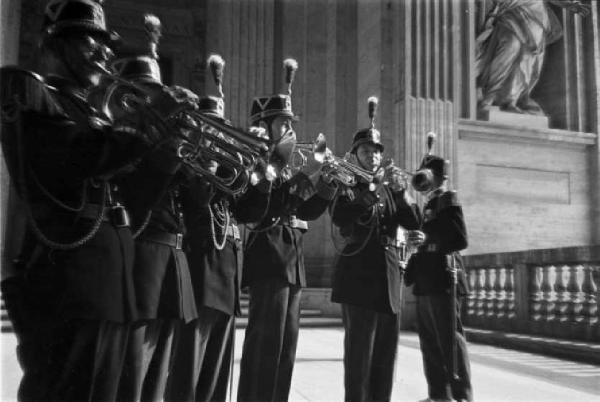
2, 328, 599, 401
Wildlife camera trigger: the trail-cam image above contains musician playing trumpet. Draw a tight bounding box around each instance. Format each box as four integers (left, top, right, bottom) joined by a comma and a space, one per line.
0, 2, 192, 400
104, 15, 203, 401
330, 96, 420, 402
166, 54, 271, 402
237, 59, 338, 402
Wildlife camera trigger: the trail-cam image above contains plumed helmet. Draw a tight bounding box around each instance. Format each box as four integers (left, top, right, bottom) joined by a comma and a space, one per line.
418, 132, 448, 178
411, 132, 449, 192
198, 54, 228, 122
42, 0, 120, 43
110, 13, 162, 84
351, 96, 383, 153
418, 154, 448, 179
249, 58, 299, 125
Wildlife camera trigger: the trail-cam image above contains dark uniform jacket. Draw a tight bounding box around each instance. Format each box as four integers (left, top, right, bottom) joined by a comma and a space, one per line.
238, 171, 337, 288
182, 175, 251, 317
120, 166, 199, 322
0, 70, 155, 323
331, 180, 420, 314
404, 189, 469, 296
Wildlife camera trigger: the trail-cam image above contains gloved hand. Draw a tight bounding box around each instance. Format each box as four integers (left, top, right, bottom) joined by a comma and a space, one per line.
405, 230, 426, 247
384, 165, 408, 191
149, 85, 199, 121
299, 150, 325, 178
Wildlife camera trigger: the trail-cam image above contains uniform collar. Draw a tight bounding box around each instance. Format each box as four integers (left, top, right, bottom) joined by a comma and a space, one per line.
425, 185, 446, 202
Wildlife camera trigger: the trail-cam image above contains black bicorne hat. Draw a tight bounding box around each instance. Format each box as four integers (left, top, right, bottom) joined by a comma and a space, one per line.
351, 96, 384, 153
249, 58, 299, 125
111, 14, 162, 84
43, 0, 120, 43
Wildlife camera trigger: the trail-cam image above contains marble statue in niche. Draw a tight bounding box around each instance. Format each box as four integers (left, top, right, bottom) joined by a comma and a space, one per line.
475, 0, 589, 115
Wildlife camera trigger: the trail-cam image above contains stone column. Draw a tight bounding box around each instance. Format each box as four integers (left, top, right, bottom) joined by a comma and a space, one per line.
589, 3, 600, 244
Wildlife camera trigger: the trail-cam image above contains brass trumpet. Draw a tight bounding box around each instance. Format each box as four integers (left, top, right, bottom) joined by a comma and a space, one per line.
89, 63, 270, 195
290, 133, 328, 168
290, 134, 403, 187
173, 112, 272, 195
321, 153, 378, 187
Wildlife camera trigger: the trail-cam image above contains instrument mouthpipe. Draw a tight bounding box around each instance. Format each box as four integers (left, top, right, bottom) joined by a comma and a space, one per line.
189, 112, 271, 154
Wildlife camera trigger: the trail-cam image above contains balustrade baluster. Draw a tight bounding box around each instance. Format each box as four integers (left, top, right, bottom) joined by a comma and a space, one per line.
540, 265, 557, 321
476, 268, 486, 318
485, 268, 496, 319
581, 265, 598, 325
554, 265, 569, 322
505, 267, 516, 319
495, 267, 507, 318
566, 264, 584, 323
467, 268, 477, 316
530, 265, 543, 321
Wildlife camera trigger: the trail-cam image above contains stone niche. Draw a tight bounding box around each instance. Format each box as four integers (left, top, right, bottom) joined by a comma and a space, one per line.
457, 119, 596, 255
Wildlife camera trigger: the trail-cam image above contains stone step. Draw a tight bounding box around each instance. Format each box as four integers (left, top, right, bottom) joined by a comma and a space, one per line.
465, 327, 600, 366
235, 316, 342, 329
239, 307, 323, 318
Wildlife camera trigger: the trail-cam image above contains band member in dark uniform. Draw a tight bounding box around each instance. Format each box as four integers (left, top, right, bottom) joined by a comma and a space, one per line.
330, 97, 420, 402
237, 59, 338, 402
0, 1, 191, 400
104, 15, 199, 402
405, 133, 473, 402
166, 53, 260, 402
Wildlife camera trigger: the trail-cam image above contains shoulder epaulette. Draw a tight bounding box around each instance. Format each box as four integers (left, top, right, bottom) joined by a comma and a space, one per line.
0, 66, 65, 118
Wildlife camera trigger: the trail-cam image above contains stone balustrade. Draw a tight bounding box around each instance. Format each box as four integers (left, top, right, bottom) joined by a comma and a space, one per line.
463, 246, 600, 342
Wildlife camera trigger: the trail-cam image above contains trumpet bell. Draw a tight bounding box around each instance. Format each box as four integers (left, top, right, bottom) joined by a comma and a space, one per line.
290, 133, 328, 169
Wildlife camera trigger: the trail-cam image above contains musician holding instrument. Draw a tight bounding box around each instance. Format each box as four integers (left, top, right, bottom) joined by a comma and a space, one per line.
404, 134, 473, 402
0, 1, 193, 400
166, 54, 264, 402
103, 15, 201, 401
330, 96, 420, 402
237, 59, 338, 402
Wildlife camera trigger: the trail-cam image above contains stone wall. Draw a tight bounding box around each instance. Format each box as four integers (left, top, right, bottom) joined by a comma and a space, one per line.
458, 119, 596, 255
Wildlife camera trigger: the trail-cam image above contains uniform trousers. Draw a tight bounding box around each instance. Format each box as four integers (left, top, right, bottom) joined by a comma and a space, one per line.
416, 293, 472, 401
5, 223, 136, 402
118, 319, 176, 401
237, 278, 301, 402
165, 307, 234, 402
341, 304, 400, 402
46, 319, 130, 401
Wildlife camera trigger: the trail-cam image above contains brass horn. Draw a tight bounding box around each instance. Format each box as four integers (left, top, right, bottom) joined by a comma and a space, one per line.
321, 153, 412, 188
290, 133, 328, 169
174, 111, 273, 195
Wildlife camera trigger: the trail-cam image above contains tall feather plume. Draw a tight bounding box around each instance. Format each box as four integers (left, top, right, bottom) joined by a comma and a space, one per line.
208, 54, 225, 98
426, 131, 436, 155
144, 14, 162, 59
283, 58, 298, 95
368, 96, 378, 128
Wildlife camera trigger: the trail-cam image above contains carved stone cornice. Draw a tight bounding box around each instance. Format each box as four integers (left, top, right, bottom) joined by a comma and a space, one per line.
458, 119, 597, 149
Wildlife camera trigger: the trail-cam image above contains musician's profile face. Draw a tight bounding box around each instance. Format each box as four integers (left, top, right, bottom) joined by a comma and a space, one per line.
269, 116, 294, 142
356, 143, 382, 172
63, 33, 113, 87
